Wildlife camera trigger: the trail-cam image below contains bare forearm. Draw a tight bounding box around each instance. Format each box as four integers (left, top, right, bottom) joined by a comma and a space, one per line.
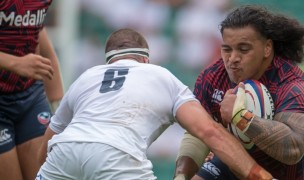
199, 123, 256, 178
177, 101, 273, 179
43, 61, 64, 102
245, 112, 304, 165
38, 28, 64, 101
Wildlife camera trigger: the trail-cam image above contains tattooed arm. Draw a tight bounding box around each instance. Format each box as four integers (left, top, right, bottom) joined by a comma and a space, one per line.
245, 111, 304, 165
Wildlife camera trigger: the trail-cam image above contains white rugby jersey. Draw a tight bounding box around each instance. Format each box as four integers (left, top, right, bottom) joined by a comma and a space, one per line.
48, 59, 197, 161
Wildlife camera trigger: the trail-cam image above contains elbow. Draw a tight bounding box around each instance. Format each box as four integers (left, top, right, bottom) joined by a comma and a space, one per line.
284, 151, 303, 165
285, 138, 304, 165
282, 158, 302, 165
279, 148, 303, 165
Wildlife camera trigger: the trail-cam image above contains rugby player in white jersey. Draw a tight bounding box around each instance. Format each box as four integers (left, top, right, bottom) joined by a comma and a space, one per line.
36, 28, 273, 180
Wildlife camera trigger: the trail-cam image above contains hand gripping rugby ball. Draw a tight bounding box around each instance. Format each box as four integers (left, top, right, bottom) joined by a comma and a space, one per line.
228, 79, 275, 150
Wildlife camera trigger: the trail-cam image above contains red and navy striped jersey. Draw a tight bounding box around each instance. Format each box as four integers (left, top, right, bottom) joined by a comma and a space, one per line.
0, 0, 52, 93
194, 56, 304, 180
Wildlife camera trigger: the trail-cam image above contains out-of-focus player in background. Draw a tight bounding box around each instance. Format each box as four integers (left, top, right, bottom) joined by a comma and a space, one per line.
0, 0, 64, 179
36, 28, 273, 180
174, 5, 304, 180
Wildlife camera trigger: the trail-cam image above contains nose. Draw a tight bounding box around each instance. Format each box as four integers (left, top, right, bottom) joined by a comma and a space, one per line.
228, 51, 241, 63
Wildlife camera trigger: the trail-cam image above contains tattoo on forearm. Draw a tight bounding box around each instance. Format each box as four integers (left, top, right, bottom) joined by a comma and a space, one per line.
245, 111, 304, 164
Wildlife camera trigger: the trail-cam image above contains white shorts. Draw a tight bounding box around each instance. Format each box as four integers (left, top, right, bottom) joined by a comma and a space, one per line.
36, 142, 156, 180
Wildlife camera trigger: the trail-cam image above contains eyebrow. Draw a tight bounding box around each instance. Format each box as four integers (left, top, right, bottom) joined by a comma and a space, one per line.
221, 42, 252, 48
238, 42, 251, 46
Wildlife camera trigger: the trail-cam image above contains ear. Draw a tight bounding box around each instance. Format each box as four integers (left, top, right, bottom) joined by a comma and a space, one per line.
143, 57, 150, 64
264, 39, 273, 58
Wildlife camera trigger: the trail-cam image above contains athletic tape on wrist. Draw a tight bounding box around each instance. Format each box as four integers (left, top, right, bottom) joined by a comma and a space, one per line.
232, 110, 254, 132
247, 163, 274, 180
105, 48, 149, 64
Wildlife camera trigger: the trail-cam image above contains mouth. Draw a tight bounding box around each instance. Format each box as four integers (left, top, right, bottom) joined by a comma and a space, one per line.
229, 66, 240, 72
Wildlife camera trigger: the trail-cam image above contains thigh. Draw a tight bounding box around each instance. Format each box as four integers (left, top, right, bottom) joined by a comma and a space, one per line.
0, 94, 17, 153
17, 136, 44, 180
0, 98, 19, 179
0, 147, 23, 180
0, 82, 51, 180
15, 82, 51, 145
16, 83, 50, 179
196, 156, 237, 180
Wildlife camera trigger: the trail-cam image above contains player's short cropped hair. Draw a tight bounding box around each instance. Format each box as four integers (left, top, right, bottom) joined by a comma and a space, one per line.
105, 28, 149, 53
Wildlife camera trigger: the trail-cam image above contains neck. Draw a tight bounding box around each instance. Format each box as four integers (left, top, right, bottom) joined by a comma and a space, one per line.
255, 54, 274, 79
109, 55, 147, 64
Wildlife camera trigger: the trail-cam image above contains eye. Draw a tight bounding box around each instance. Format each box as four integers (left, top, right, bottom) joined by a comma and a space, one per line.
240, 48, 249, 53
221, 47, 232, 53
238, 45, 251, 53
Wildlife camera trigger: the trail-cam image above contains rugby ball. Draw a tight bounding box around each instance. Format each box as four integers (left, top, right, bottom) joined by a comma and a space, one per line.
228, 79, 274, 150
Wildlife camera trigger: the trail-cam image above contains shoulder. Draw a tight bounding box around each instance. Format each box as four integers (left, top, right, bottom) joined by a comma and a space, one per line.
195, 59, 227, 87
269, 57, 304, 87
74, 65, 106, 81
275, 80, 304, 113
264, 56, 304, 87
278, 80, 304, 94
264, 57, 304, 94
199, 59, 225, 79
143, 63, 175, 77
143, 64, 191, 90
273, 56, 304, 77
271, 58, 304, 112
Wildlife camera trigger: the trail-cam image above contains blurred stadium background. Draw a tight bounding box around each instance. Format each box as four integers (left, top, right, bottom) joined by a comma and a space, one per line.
45, 0, 304, 179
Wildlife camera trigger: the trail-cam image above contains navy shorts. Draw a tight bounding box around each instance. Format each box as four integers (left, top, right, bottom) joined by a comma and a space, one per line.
0, 81, 51, 153
197, 155, 237, 180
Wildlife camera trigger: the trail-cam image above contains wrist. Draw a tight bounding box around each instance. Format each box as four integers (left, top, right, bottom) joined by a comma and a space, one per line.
247, 164, 273, 180
0, 52, 18, 70
232, 110, 254, 132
